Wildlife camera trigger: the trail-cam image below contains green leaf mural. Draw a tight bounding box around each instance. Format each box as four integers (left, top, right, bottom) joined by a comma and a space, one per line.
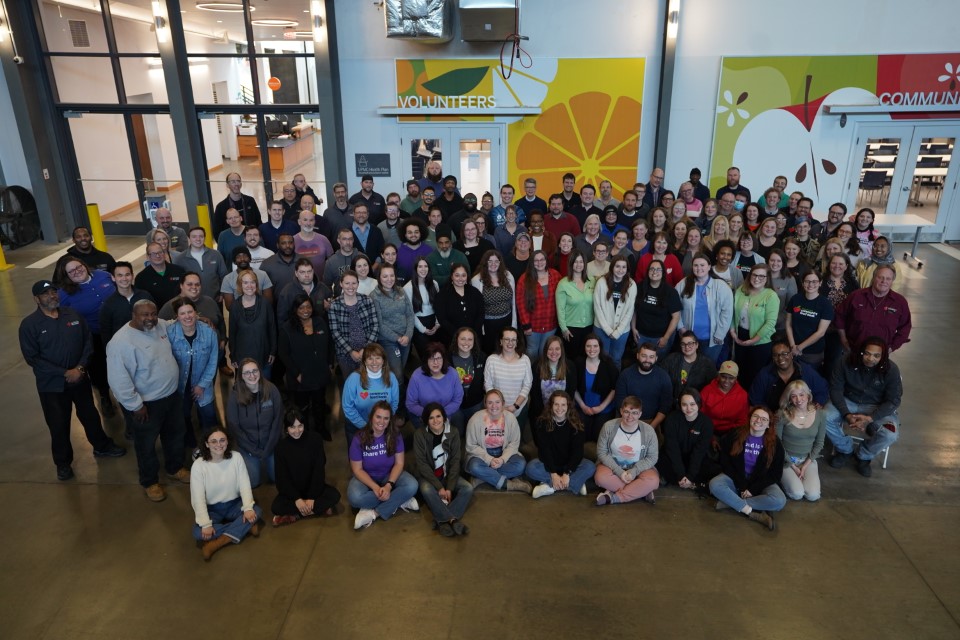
421, 66, 490, 96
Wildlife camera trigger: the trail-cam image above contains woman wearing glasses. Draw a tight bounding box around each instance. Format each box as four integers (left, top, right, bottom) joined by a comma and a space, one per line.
785, 271, 834, 368
225, 358, 284, 488
709, 405, 786, 530
659, 330, 717, 403
730, 264, 779, 391
190, 426, 262, 561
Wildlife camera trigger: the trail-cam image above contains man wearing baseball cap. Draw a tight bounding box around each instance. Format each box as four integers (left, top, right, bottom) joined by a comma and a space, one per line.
700, 361, 749, 440
19, 281, 126, 481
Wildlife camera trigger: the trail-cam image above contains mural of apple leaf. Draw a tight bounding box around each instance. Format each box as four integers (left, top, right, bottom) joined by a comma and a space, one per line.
421, 66, 490, 96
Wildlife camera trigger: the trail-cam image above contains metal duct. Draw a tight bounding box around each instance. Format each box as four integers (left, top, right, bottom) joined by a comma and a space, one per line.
458, 0, 517, 42
385, 0, 454, 43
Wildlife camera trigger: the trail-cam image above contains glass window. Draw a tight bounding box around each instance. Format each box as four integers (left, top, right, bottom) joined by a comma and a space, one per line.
191, 56, 255, 105
109, 0, 161, 54
68, 114, 141, 222
459, 139, 491, 199
858, 138, 898, 211
119, 57, 168, 102
411, 139, 442, 182
50, 57, 119, 103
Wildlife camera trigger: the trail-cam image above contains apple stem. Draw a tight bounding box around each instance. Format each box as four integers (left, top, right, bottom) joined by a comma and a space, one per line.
803, 74, 813, 129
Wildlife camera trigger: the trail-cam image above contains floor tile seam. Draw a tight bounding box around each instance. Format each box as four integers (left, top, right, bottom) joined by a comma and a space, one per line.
871, 503, 960, 631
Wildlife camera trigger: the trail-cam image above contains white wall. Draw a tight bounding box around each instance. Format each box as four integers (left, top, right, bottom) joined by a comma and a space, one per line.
667, 0, 960, 197
0, 70, 32, 190
334, 0, 664, 198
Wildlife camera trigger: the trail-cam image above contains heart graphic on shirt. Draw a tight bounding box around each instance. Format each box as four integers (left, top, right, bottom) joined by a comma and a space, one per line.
360, 391, 369, 399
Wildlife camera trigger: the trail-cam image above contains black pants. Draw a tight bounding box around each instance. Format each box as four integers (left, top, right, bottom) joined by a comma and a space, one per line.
292, 388, 329, 435
89, 333, 110, 400
579, 409, 613, 442
563, 325, 593, 360
482, 316, 512, 355
38, 380, 113, 467
271, 484, 341, 517
124, 392, 187, 487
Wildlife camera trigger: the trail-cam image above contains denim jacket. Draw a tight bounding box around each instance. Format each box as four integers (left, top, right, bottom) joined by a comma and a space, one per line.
166, 321, 219, 407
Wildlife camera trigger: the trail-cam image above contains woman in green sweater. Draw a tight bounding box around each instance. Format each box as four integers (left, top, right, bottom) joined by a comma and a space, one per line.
730, 263, 779, 390
555, 249, 595, 359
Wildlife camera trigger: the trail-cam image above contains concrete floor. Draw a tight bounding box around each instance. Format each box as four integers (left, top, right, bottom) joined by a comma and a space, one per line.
1, 238, 958, 640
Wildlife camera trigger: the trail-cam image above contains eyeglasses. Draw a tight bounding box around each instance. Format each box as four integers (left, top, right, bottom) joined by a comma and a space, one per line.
241, 369, 260, 377
429, 354, 444, 361
680, 341, 697, 347
751, 415, 770, 424
148, 251, 165, 257
773, 352, 792, 359
66, 265, 86, 276
751, 274, 768, 280
803, 279, 820, 285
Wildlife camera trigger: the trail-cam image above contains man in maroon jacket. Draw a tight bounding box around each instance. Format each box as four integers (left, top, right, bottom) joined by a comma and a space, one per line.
835, 266, 911, 353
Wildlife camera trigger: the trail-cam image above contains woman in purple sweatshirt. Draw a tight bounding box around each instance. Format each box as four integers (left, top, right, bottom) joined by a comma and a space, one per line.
405, 342, 464, 432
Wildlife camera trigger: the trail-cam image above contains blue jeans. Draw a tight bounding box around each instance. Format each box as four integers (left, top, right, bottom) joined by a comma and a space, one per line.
465, 453, 526, 489
192, 498, 263, 542
347, 471, 418, 520
595, 327, 629, 367
635, 332, 674, 360
709, 474, 786, 513
379, 339, 411, 379
823, 400, 899, 460
702, 342, 724, 366
525, 458, 596, 493
183, 396, 218, 447
525, 330, 556, 360
418, 476, 474, 523
236, 447, 275, 488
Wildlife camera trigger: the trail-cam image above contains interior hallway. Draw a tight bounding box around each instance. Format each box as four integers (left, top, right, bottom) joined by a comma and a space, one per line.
0, 237, 958, 640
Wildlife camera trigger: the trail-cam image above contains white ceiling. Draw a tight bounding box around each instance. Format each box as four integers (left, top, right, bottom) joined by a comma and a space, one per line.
44, 0, 323, 45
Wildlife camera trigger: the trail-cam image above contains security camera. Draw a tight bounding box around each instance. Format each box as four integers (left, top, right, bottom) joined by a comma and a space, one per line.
12, 56, 23, 65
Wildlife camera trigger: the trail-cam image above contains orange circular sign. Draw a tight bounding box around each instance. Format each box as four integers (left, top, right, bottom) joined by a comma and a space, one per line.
267, 77, 282, 91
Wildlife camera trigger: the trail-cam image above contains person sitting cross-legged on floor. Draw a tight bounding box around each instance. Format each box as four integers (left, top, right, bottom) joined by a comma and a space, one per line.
412, 403, 474, 537
464, 389, 533, 494
270, 408, 341, 527
525, 391, 596, 499
594, 395, 659, 506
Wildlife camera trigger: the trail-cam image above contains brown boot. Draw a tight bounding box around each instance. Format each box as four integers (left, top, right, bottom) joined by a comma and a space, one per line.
748, 510, 776, 531
201, 536, 232, 561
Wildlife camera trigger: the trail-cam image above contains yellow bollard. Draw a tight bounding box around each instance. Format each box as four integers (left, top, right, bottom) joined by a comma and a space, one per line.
86, 203, 108, 252
0, 241, 14, 270
197, 204, 213, 248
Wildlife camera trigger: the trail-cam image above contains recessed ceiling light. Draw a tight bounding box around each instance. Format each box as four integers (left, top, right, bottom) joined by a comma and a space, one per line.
196, 3, 254, 12
251, 18, 298, 27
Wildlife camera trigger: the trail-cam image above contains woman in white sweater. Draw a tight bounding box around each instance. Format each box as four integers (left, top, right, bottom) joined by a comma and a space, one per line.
190, 426, 263, 561
593, 254, 637, 367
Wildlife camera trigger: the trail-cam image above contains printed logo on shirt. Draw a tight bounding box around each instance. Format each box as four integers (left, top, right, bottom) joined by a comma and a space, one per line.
360, 390, 369, 399
67, 321, 80, 327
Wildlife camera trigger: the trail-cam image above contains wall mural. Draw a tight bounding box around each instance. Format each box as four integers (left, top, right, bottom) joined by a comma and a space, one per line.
710, 53, 960, 204
395, 58, 645, 195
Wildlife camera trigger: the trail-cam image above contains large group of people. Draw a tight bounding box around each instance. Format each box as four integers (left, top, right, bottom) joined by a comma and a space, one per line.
18, 164, 911, 558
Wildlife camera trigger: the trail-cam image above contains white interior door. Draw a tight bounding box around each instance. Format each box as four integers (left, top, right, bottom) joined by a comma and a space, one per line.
400, 124, 503, 197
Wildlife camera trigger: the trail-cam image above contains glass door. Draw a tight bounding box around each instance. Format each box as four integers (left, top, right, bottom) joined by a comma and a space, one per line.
400, 125, 503, 198
847, 123, 960, 235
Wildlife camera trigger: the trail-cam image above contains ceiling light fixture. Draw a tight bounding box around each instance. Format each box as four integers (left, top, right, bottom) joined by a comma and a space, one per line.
251, 18, 298, 27
196, 3, 253, 13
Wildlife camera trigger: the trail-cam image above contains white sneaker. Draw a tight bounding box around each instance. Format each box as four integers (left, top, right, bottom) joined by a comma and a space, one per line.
354, 509, 377, 529
400, 496, 419, 512
579, 484, 587, 496
532, 483, 555, 499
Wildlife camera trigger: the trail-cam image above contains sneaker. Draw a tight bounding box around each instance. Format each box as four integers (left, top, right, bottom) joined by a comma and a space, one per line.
93, 442, 126, 458
643, 491, 656, 505
595, 491, 612, 506
452, 521, 469, 536
748, 510, 776, 531
167, 468, 191, 484
400, 496, 419, 512
470, 477, 484, 489
579, 484, 587, 496
829, 451, 851, 469
856, 458, 873, 478
505, 478, 533, 494
437, 522, 455, 537
145, 484, 166, 502
272, 514, 300, 527
56, 465, 74, 481
531, 483, 555, 499
715, 500, 733, 511
354, 508, 377, 530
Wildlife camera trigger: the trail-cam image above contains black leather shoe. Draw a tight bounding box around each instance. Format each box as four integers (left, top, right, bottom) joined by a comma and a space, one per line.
856, 458, 873, 477
57, 465, 75, 481
829, 451, 851, 468
94, 442, 127, 458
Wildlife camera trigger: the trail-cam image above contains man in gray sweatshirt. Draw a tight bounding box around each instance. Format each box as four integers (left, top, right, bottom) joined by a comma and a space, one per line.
107, 299, 190, 502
